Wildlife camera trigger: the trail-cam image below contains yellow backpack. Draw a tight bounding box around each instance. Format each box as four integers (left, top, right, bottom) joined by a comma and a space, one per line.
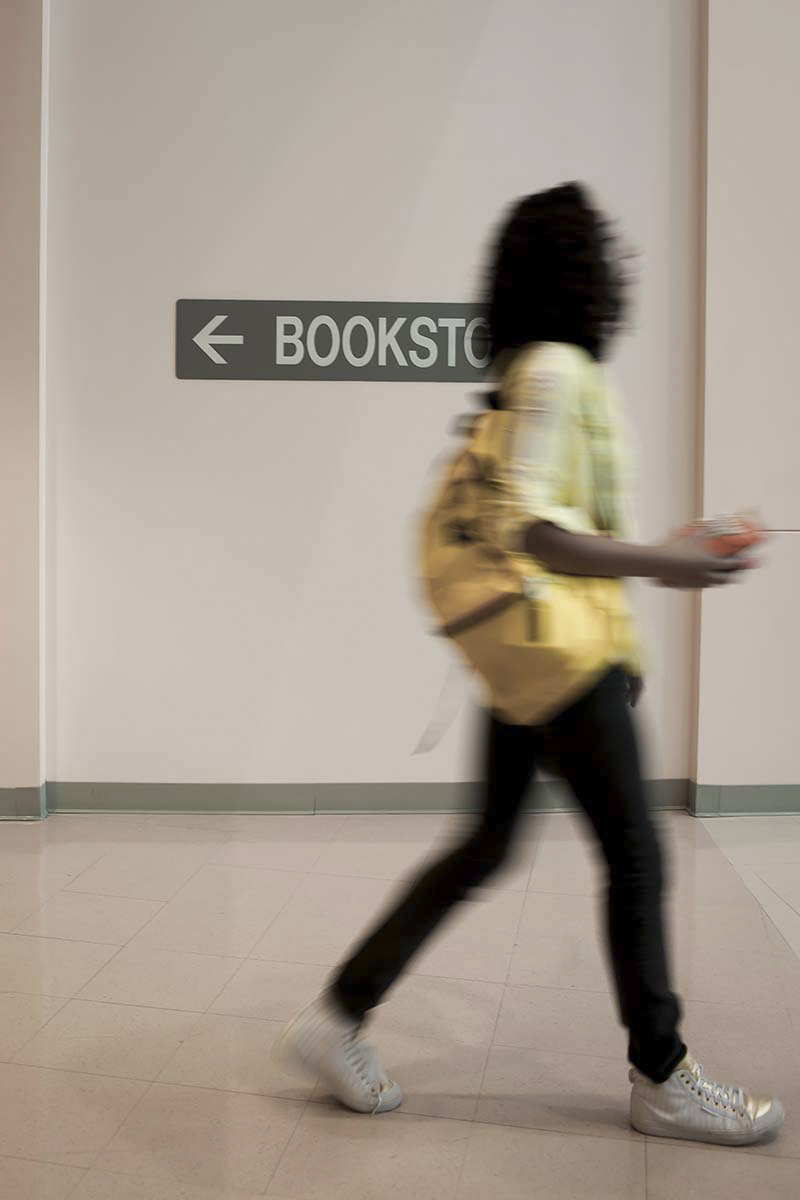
419, 406, 638, 725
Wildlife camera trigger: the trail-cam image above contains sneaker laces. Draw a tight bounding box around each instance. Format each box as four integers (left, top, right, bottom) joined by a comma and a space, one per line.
342, 1030, 391, 1113
687, 1063, 746, 1118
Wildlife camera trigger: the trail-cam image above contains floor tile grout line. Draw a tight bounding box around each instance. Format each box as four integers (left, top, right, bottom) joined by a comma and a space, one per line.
8, 989, 655, 1053
1, 1052, 798, 1167
642, 1132, 799, 1163
747, 878, 800, 961
9, 910, 168, 947
14, 1009, 659, 1071
0, 946, 772, 1004
203, 956, 313, 1022
1, 1111, 796, 1191
4, 834, 228, 984
70, 840, 256, 979
64, 1165, 90, 1200
107, 837, 235, 927
201, 873, 314, 1014
710, 841, 800, 966
0, 987, 74, 1002
61, 885, 211, 903
159, 1080, 800, 1157
0, 1069, 157, 1179
5, 857, 567, 893
3, 1055, 167, 1089
225, 952, 777, 1004
5, 993, 72, 1066
0, 1150, 92, 1181
3, 1041, 638, 1124
0, 931, 152, 950
447, 1113, 477, 1200
72, 940, 249, 965
8, 1089, 308, 1197
0, 1033, 623, 1075
50, 840, 239, 1010
82, 1073, 161, 1179
468, 824, 546, 1128
56, 1157, 279, 1199
490, 977, 747, 1006
487, 1039, 621, 1063
0, 1052, 648, 1150
754, 870, 800, 922
0, 931, 133, 1013
151, 1007, 222, 1089
0, 931, 244, 960
13, 994, 210, 1016
54, 848, 129, 889
1, 847, 113, 932
252, 1086, 314, 1199
644, 1137, 650, 1198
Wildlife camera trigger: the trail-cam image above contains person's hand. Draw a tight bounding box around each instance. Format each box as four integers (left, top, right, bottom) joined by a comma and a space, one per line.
626, 674, 645, 708
653, 531, 754, 590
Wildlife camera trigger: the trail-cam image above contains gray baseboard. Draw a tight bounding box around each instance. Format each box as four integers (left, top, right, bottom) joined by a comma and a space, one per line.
0, 785, 47, 820
691, 782, 800, 816
45, 782, 317, 815
13, 779, 798, 820
45, 778, 690, 816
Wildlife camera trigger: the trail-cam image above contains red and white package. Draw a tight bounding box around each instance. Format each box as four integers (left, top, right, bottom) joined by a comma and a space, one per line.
672, 512, 767, 568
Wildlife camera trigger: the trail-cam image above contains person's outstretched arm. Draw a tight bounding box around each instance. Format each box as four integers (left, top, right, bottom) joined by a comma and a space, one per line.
498, 345, 746, 592
524, 522, 746, 590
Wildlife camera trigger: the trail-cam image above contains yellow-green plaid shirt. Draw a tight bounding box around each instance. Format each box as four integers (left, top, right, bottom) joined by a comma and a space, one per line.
496, 340, 643, 673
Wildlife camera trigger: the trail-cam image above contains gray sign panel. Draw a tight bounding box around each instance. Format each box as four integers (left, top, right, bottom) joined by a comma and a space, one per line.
176, 300, 489, 382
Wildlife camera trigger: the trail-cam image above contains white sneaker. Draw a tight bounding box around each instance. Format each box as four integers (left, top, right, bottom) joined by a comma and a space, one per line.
630, 1051, 784, 1146
274, 992, 403, 1114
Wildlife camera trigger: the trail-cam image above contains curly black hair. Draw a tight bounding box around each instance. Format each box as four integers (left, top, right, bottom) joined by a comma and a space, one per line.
484, 181, 629, 385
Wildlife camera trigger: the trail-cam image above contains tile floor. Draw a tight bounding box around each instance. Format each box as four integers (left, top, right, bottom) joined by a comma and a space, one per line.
0, 809, 798, 1199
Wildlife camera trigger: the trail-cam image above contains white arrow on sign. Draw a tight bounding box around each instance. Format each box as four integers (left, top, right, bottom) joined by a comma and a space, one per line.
192, 314, 245, 364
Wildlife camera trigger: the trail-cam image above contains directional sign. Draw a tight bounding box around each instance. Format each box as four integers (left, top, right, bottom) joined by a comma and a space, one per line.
176, 300, 490, 382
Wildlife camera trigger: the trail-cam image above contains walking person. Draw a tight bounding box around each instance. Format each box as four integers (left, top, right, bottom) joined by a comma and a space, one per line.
277, 182, 783, 1145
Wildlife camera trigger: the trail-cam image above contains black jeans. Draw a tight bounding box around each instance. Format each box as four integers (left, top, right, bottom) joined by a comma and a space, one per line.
333, 666, 686, 1083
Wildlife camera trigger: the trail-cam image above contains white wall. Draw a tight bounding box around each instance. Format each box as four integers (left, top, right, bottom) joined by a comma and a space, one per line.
0, 0, 44, 791
697, 0, 800, 786
46, 0, 702, 787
